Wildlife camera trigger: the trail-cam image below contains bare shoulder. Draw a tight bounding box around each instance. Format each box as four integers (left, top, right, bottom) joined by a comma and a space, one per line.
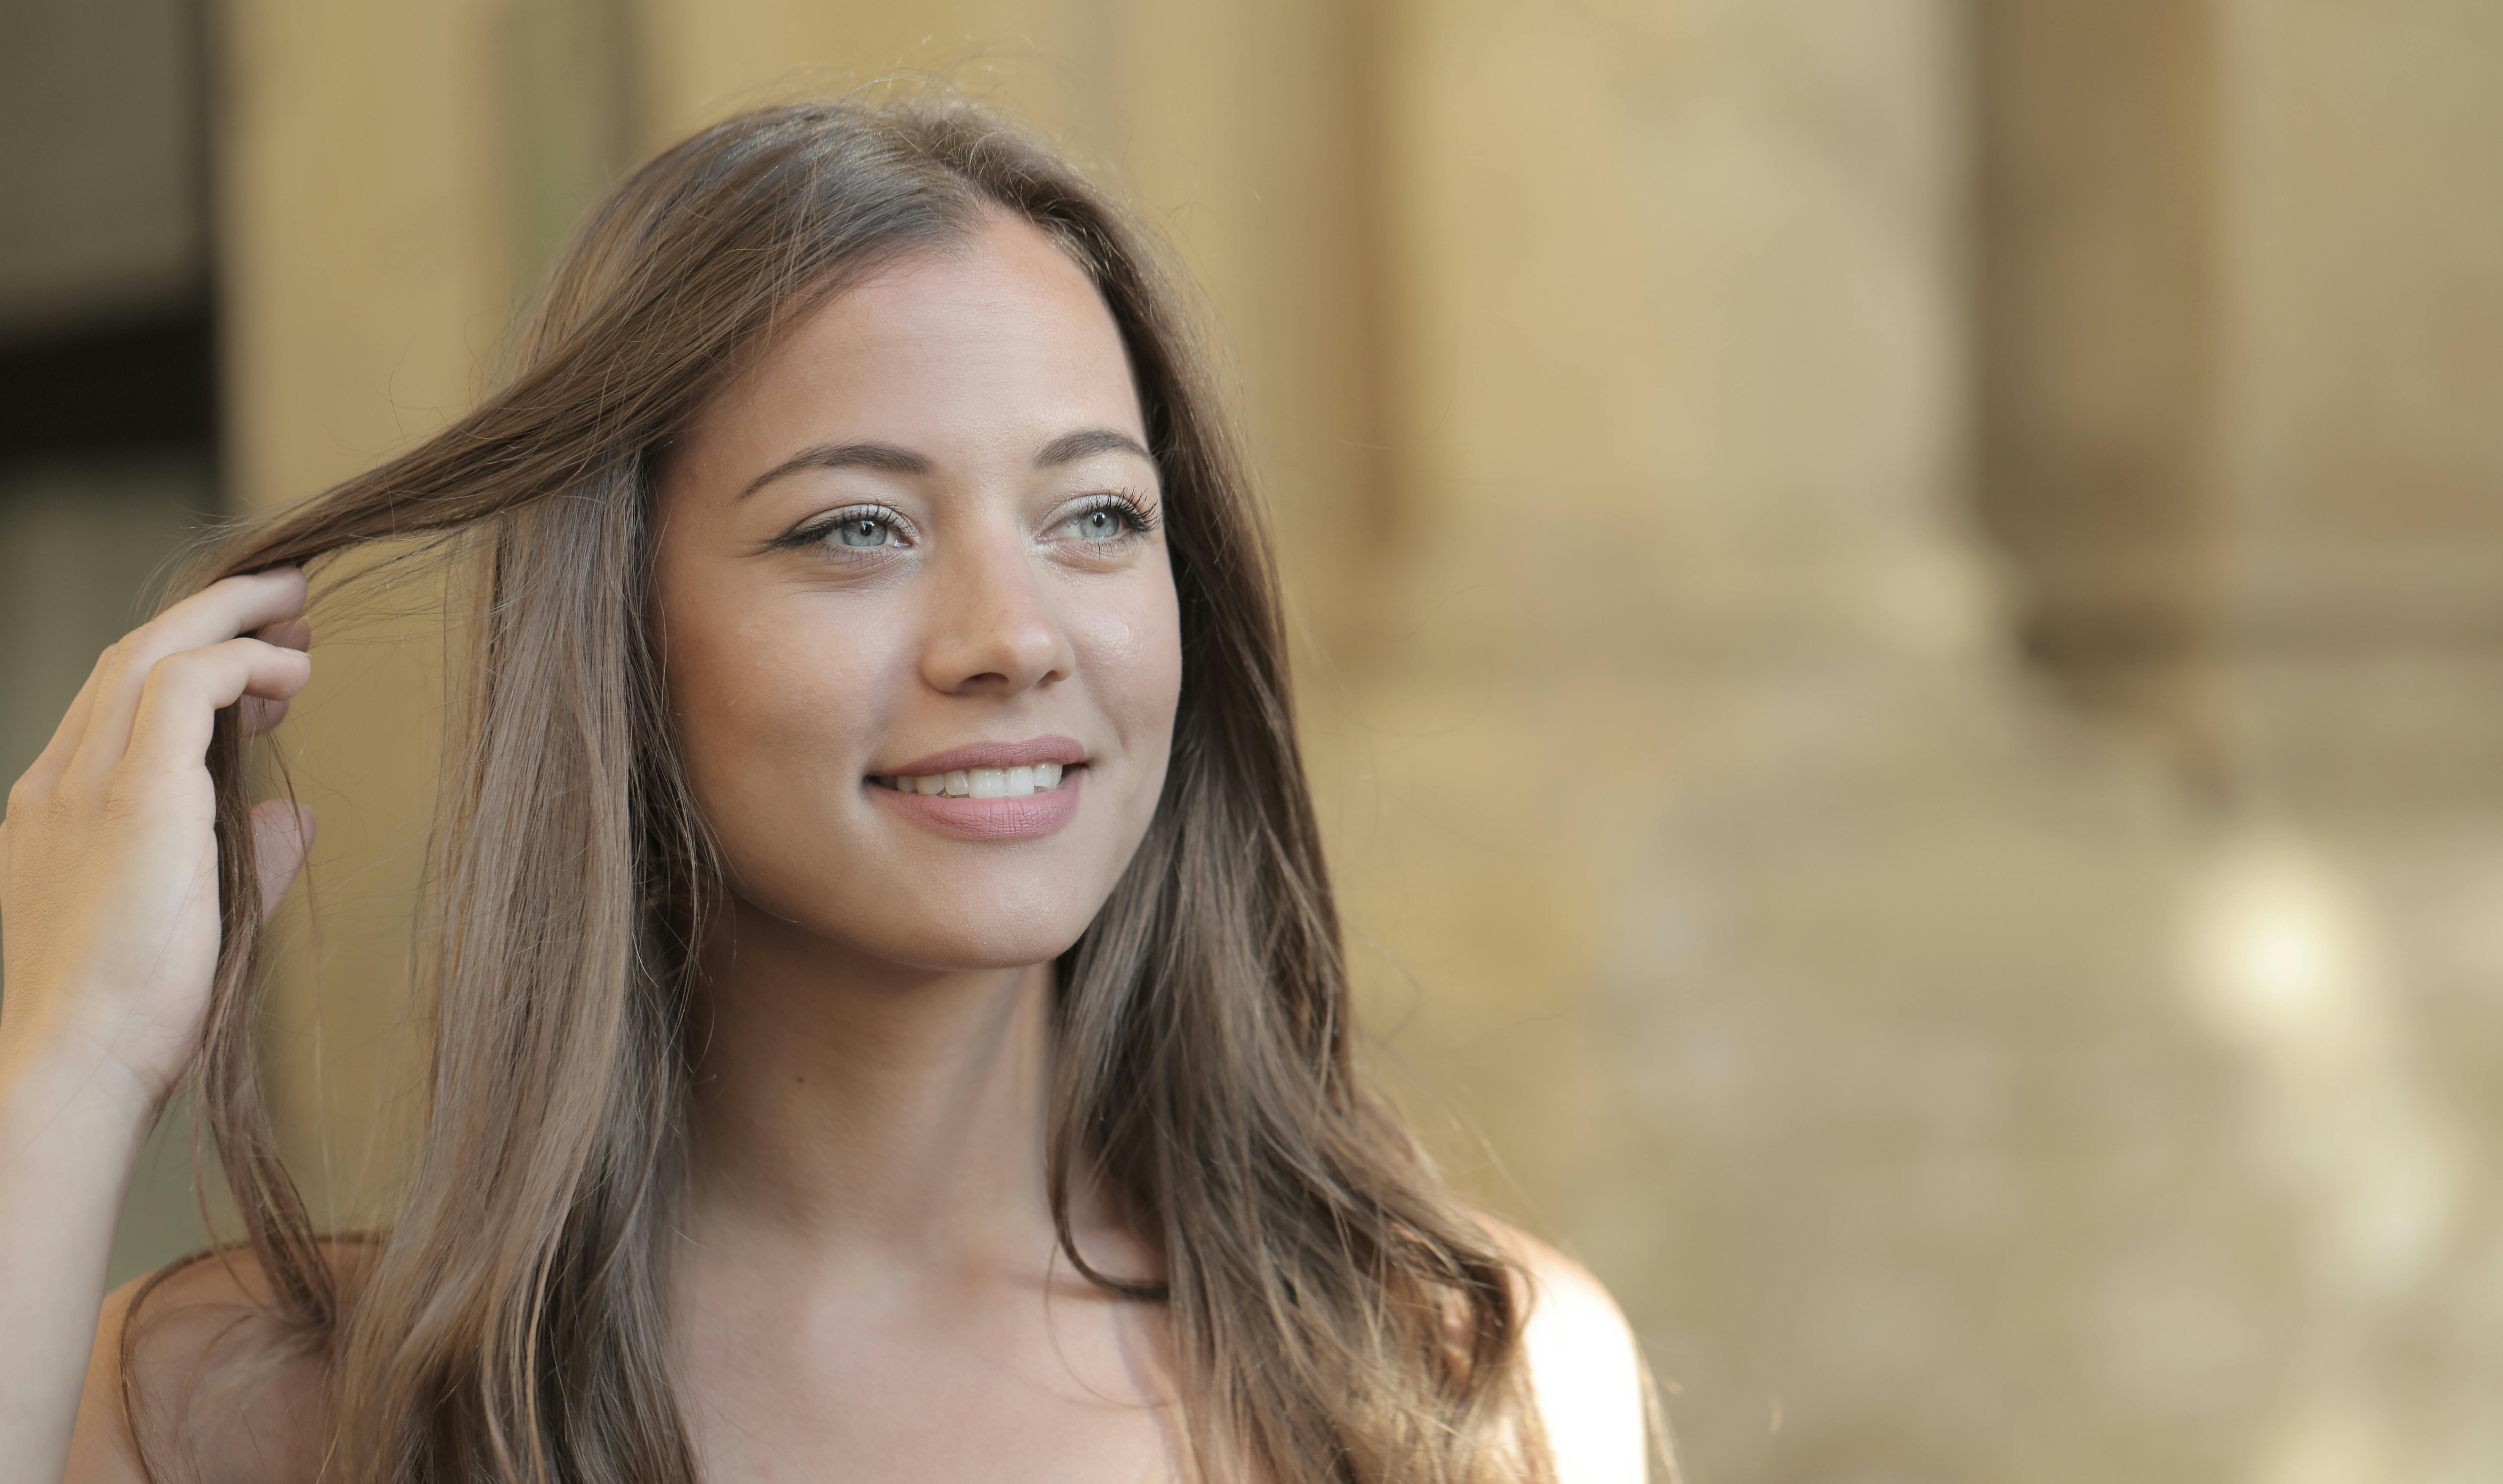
1480, 1216, 1656, 1484
65, 1242, 362, 1484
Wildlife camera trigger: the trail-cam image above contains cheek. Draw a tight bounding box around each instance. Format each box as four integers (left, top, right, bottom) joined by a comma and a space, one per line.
1078, 576, 1184, 744
664, 593, 898, 827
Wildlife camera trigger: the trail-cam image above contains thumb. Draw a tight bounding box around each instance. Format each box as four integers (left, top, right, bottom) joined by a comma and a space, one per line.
249, 799, 316, 919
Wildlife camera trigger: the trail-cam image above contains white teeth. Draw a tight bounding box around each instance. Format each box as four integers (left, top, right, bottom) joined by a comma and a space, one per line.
885, 763, 1073, 796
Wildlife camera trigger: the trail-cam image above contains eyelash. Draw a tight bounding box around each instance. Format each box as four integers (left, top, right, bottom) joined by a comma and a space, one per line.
1058, 492, 1160, 542
769, 493, 1159, 554
770, 504, 916, 553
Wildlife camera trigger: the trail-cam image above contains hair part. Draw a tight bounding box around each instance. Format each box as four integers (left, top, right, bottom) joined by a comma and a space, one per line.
135, 92, 1553, 1484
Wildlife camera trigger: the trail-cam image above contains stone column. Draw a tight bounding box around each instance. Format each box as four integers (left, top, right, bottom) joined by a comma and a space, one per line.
1340, 2, 2297, 1478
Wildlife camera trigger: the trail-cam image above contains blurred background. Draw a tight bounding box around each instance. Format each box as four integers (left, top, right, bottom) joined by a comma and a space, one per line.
6, 0, 2503, 1478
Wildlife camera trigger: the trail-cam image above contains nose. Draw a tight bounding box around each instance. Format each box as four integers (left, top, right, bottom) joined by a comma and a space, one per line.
919, 522, 1074, 696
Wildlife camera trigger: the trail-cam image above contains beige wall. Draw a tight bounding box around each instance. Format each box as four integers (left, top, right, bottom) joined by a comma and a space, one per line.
210, 1, 2503, 1479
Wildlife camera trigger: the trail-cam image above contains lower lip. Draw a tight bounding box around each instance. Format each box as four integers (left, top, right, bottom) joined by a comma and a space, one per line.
867, 768, 1087, 842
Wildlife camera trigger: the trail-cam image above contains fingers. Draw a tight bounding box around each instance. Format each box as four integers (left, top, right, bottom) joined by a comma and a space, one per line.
118, 639, 316, 782
249, 800, 317, 919
237, 619, 313, 738
63, 569, 308, 785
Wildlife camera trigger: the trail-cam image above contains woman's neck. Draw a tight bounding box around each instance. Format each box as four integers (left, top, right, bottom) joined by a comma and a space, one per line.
680, 899, 1067, 1277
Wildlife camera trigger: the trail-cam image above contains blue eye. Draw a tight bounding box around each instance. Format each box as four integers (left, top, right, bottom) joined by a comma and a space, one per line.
1055, 499, 1150, 543
767, 505, 914, 556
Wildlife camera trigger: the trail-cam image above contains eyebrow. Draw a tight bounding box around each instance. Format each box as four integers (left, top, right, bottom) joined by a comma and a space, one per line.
1035, 428, 1154, 468
737, 428, 1156, 503
737, 442, 932, 501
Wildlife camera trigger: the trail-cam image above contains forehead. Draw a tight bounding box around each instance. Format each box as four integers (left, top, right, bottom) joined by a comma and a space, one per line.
675, 213, 1145, 476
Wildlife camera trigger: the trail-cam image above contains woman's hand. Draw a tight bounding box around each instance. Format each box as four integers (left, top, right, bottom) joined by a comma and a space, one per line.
0, 567, 316, 1111
0, 567, 318, 1484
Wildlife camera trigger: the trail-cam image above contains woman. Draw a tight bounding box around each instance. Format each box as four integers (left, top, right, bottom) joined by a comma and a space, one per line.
0, 96, 1648, 1483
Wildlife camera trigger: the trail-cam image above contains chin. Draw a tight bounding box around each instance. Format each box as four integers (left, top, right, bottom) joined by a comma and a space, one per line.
865, 879, 1104, 971
870, 921, 1092, 974
730, 867, 1105, 975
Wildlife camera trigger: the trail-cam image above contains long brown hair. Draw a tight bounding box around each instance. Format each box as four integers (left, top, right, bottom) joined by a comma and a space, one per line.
138, 93, 1550, 1483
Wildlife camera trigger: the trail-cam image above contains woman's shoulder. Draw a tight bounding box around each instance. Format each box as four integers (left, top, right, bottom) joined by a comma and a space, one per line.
1477, 1214, 1657, 1484
67, 1241, 368, 1484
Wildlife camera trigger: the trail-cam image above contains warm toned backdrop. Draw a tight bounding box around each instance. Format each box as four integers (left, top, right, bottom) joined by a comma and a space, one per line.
8, 1, 2503, 1480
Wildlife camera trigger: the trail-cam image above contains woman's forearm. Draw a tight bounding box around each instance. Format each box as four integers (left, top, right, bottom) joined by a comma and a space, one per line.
0, 1032, 158, 1484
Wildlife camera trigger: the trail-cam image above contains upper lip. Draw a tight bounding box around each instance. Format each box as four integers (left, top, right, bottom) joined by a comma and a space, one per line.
878, 735, 1088, 777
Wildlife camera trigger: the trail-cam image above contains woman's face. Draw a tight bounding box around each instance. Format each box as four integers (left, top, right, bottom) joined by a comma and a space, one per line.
652, 214, 1181, 972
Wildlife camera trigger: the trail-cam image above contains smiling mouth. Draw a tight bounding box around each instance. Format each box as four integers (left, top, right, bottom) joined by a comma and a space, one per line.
874, 763, 1072, 799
